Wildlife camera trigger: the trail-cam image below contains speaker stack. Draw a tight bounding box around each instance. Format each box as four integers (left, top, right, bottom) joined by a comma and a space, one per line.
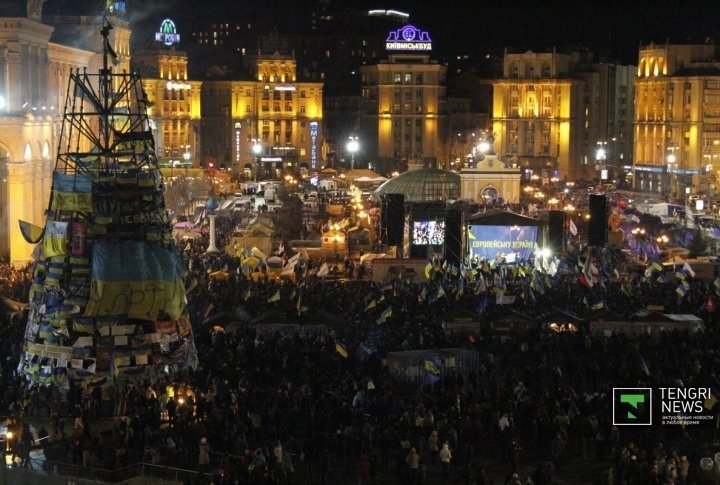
444, 210, 463, 266
381, 193, 405, 246
588, 194, 609, 247
548, 210, 566, 255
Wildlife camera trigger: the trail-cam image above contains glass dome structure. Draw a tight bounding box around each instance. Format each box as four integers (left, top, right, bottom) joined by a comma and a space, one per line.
372, 168, 460, 203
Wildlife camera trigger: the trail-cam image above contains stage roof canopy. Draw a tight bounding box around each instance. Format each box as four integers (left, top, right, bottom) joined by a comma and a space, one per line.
466, 209, 543, 226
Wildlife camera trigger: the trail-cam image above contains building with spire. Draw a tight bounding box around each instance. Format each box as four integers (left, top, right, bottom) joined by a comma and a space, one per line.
0, 0, 130, 264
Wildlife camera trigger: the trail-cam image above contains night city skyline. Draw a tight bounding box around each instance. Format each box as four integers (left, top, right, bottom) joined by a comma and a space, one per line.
116, 0, 720, 65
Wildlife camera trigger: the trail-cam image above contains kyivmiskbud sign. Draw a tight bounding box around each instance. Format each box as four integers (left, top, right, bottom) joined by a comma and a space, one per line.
386, 25, 431, 51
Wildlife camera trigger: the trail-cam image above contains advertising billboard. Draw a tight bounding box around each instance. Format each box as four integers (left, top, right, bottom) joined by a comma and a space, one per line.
467, 225, 538, 261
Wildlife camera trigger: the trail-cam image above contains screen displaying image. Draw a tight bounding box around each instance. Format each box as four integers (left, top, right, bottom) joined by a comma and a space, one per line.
467, 225, 538, 261
412, 220, 445, 245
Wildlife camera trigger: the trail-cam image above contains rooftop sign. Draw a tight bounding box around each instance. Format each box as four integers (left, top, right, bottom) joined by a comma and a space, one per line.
155, 19, 180, 47
386, 25, 431, 51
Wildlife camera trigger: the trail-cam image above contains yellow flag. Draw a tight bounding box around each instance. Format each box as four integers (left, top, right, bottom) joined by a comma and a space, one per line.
268, 290, 281, 303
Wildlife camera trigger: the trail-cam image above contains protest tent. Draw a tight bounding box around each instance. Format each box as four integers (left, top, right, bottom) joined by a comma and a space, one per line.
252, 310, 299, 338
588, 310, 704, 336
299, 310, 344, 336
537, 308, 587, 331
386, 348, 479, 391
442, 309, 483, 335
485, 307, 537, 334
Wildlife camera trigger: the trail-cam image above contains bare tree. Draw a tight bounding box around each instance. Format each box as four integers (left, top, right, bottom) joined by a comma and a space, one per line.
164, 175, 212, 217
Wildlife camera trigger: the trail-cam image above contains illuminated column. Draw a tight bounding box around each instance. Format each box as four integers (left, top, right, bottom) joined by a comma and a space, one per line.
6, 51, 23, 112
7, 160, 33, 265
206, 214, 219, 253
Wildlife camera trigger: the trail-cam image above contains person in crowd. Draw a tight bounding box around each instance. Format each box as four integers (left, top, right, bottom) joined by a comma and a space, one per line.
198, 437, 210, 476
439, 441, 452, 479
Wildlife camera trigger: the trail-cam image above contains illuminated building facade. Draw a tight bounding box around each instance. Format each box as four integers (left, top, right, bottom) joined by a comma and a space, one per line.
492, 49, 635, 182
132, 20, 202, 167
633, 43, 720, 199
0, 1, 130, 264
202, 53, 323, 179
359, 25, 447, 174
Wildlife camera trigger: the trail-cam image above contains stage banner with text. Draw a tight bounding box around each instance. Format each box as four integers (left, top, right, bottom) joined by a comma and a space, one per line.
468, 225, 538, 261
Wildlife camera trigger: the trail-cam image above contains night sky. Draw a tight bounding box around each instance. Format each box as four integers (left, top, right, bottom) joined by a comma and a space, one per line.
124, 0, 720, 65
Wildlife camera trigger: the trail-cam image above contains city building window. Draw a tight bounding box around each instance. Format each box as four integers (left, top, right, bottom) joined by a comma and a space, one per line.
300, 148, 306, 156
416, 89, 422, 99
285, 103, 292, 111
416, 74, 423, 84
404, 73, 412, 83
405, 90, 412, 100
246, 90, 252, 97
394, 89, 401, 99
394, 74, 402, 84
300, 91, 306, 98
300, 106, 306, 113
262, 104, 269, 112
273, 103, 280, 112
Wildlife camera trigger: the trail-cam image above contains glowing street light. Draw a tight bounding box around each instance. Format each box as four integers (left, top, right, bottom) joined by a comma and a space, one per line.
252, 140, 262, 181
347, 136, 359, 170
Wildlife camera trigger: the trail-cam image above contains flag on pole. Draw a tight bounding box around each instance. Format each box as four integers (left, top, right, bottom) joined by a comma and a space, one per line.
19, 220, 45, 244
569, 218, 578, 236
335, 342, 348, 358
639, 354, 650, 376
423, 354, 441, 385
683, 262, 696, 278
579, 273, 593, 289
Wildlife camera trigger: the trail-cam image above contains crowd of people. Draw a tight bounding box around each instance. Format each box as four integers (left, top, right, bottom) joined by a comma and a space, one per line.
1, 202, 720, 484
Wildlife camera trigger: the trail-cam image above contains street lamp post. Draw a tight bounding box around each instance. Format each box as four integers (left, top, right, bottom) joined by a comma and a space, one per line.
667, 149, 677, 202
596, 141, 607, 182
252, 140, 262, 182
347, 136, 359, 170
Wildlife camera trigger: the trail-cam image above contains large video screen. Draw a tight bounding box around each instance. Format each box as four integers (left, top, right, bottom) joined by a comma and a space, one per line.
467, 225, 538, 261
412, 220, 445, 245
